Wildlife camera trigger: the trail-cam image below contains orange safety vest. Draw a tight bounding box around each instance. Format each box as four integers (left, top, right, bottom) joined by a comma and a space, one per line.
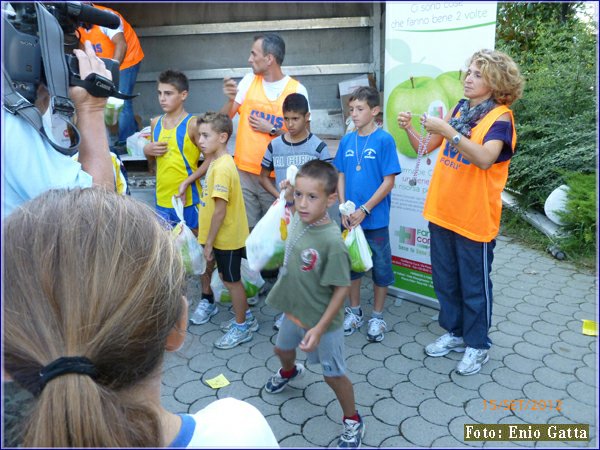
423, 105, 517, 242
235, 75, 299, 175
77, 5, 144, 70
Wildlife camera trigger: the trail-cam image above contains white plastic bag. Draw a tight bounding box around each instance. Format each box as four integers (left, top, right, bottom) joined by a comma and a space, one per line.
245, 191, 291, 271
339, 201, 373, 272
126, 126, 151, 158
245, 167, 297, 271
210, 259, 265, 303
171, 196, 206, 275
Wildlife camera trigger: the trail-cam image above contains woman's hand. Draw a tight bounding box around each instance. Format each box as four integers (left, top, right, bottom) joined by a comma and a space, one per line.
420, 113, 450, 136
397, 111, 413, 130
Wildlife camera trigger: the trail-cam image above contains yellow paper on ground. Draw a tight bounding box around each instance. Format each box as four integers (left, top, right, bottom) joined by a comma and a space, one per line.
205, 374, 230, 389
581, 320, 597, 336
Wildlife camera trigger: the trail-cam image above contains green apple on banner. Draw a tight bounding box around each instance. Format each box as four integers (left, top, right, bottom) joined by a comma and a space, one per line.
386, 77, 450, 158
435, 71, 465, 109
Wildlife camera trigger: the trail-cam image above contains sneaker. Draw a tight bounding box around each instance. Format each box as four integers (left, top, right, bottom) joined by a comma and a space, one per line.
366, 317, 387, 342
214, 325, 253, 349
189, 299, 218, 325
337, 415, 365, 448
264, 363, 305, 394
247, 295, 259, 306
220, 316, 259, 333
273, 313, 285, 331
455, 347, 489, 376
425, 333, 466, 357
343, 307, 364, 336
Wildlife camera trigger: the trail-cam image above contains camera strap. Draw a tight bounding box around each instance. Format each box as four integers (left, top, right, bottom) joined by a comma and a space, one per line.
3, 68, 80, 156
35, 3, 76, 120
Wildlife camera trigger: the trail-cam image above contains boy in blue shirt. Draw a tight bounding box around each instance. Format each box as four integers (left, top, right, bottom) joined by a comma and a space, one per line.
333, 86, 401, 343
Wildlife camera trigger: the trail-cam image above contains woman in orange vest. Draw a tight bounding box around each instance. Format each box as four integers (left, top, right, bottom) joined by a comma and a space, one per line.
78, 4, 144, 148
397, 49, 524, 376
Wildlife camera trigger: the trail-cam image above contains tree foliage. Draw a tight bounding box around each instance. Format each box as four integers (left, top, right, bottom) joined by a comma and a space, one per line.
495, 2, 597, 208
558, 173, 597, 260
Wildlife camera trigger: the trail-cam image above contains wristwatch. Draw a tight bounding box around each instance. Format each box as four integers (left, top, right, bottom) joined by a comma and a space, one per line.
451, 133, 462, 146
269, 126, 278, 136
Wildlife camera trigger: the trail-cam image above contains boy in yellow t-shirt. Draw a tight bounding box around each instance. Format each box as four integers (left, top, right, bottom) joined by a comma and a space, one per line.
179, 112, 253, 349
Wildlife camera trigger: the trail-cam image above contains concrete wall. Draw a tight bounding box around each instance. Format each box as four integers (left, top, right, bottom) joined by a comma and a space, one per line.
101, 2, 381, 137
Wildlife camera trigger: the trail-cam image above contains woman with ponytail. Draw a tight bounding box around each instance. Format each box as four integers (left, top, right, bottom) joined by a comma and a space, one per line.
3, 188, 278, 447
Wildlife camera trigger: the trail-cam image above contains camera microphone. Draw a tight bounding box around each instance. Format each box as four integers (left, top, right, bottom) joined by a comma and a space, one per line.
66, 2, 120, 29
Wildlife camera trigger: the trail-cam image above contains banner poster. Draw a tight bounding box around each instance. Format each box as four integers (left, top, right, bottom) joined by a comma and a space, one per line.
384, 1, 497, 306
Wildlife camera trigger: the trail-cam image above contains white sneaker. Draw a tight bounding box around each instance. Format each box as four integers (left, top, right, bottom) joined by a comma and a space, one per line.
220, 316, 259, 332
425, 333, 466, 357
273, 313, 285, 331
367, 317, 387, 342
343, 307, 364, 336
214, 325, 252, 349
337, 414, 365, 448
189, 299, 218, 325
455, 347, 489, 375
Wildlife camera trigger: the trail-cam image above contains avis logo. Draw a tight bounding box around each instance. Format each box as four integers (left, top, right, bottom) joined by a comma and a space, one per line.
250, 110, 283, 129
441, 141, 471, 169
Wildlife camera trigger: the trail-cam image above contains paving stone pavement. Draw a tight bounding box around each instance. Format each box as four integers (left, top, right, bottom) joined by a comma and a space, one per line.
165, 234, 598, 448
2, 186, 596, 448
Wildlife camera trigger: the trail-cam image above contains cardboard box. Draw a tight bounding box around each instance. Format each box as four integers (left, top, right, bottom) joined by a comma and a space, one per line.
338, 74, 375, 122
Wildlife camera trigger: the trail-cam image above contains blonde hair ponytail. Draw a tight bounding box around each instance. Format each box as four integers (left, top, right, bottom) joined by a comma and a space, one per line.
3, 188, 185, 447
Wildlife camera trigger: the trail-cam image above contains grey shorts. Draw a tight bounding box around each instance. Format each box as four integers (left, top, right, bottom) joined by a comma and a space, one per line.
275, 314, 347, 377
239, 169, 276, 228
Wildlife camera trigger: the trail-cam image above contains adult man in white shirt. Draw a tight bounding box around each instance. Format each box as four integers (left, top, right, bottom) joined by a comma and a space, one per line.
221, 33, 309, 228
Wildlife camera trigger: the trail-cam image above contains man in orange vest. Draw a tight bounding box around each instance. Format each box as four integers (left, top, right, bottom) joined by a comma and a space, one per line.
220, 33, 310, 229
78, 4, 144, 149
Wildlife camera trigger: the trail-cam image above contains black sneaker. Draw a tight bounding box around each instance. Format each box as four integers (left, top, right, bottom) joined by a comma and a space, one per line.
337, 415, 365, 448
264, 363, 305, 394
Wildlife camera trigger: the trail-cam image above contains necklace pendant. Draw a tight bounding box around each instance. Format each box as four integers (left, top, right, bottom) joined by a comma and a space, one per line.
409, 178, 417, 186
356, 164, 361, 171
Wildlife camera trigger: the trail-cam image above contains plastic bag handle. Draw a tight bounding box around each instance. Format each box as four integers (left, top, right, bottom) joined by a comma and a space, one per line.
172, 195, 185, 223
339, 200, 356, 216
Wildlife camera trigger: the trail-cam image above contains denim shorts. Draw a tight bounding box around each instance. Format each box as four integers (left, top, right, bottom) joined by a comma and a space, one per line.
155, 204, 198, 229
350, 226, 394, 287
275, 315, 346, 377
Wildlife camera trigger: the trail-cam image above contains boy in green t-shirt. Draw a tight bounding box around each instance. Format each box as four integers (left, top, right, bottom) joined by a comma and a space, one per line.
264, 160, 364, 448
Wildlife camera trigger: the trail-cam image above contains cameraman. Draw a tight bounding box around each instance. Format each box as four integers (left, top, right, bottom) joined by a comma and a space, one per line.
2, 40, 115, 218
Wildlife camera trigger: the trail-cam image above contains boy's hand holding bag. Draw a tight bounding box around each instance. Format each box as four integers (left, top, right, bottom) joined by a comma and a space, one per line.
171, 196, 206, 275
339, 200, 373, 272
245, 166, 296, 272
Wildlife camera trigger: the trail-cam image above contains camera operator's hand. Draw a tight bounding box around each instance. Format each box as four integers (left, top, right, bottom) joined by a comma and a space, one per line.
69, 40, 115, 191
70, 40, 112, 113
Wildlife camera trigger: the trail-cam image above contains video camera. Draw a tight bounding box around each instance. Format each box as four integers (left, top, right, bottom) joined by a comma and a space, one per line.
3, 1, 122, 103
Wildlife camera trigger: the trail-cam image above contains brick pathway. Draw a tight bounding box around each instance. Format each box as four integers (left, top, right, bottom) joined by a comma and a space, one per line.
163, 234, 597, 448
